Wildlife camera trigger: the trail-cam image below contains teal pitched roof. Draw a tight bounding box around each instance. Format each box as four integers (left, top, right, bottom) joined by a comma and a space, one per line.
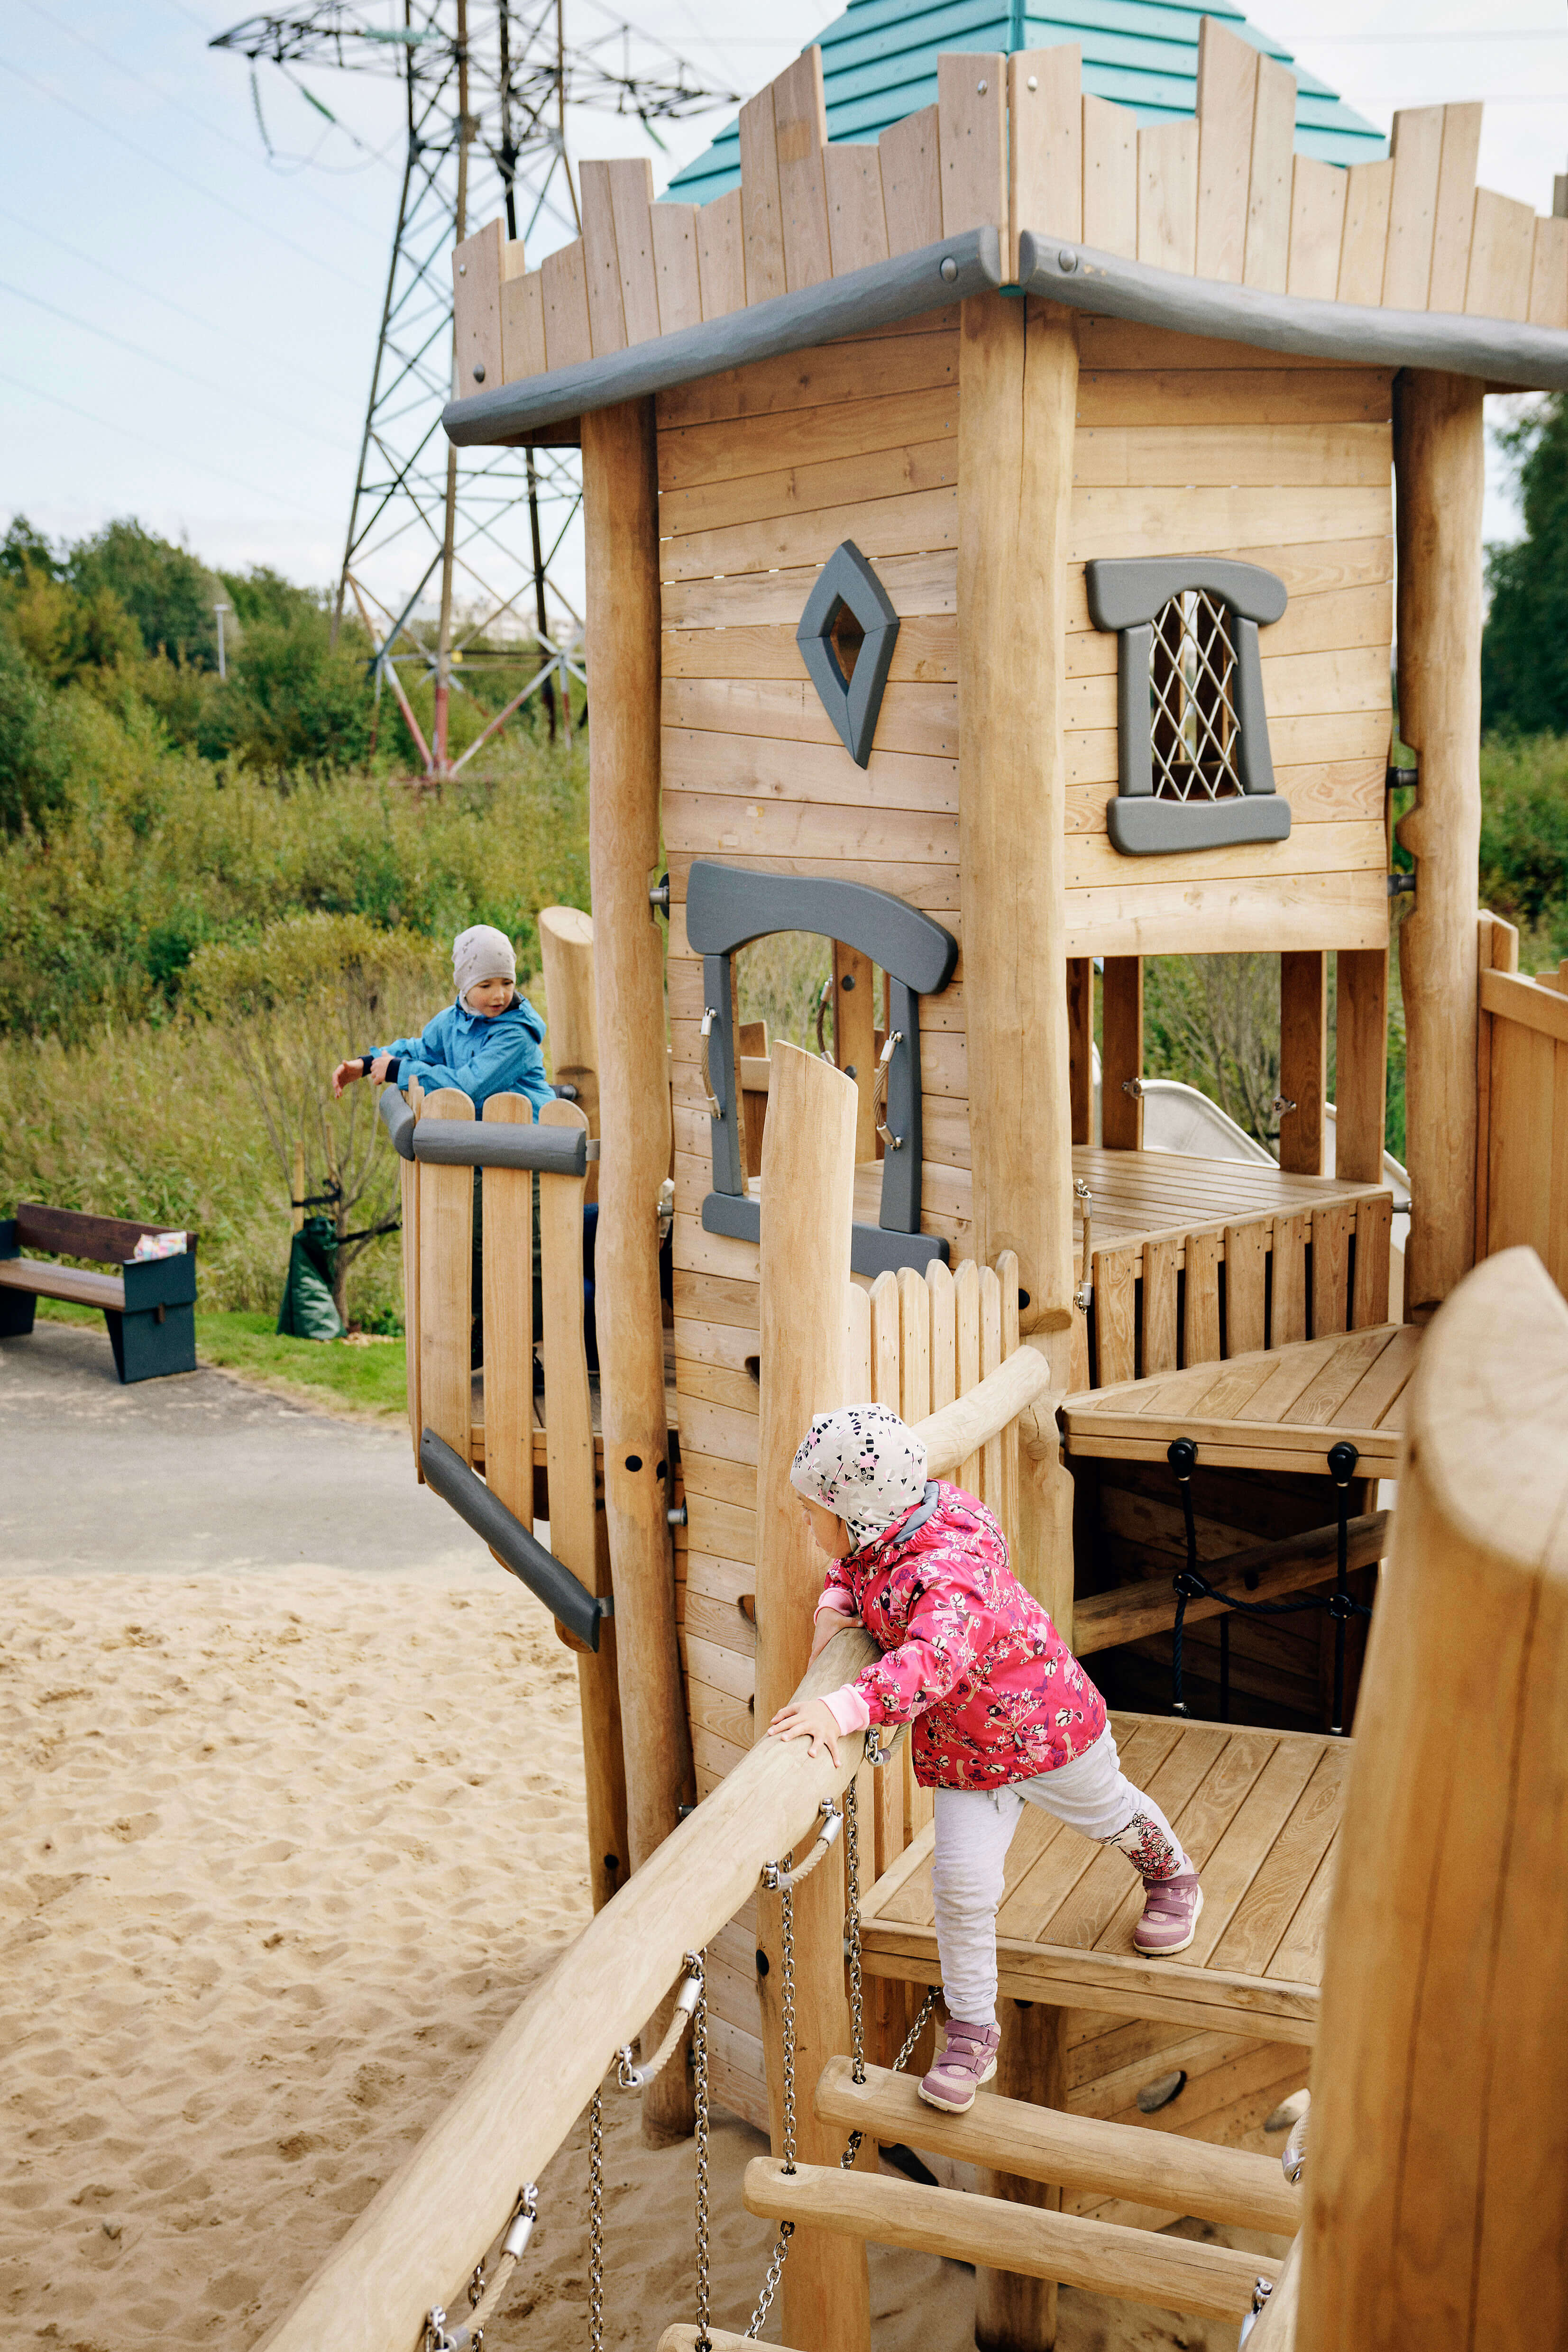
664, 1, 1385, 210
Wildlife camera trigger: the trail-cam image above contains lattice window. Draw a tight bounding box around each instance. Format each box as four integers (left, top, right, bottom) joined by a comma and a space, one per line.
1149, 588, 1242, 803
1086, 558, 1292, 857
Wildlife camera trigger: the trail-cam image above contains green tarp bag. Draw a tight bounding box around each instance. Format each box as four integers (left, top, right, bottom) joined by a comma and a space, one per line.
277, 1215, 345, 1341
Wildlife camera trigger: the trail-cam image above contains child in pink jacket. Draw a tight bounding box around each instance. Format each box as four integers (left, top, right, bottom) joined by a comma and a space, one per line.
769, 1402, 1202, 2114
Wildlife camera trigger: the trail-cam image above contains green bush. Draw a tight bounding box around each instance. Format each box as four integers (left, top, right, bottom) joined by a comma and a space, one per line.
0, 615, 65, 835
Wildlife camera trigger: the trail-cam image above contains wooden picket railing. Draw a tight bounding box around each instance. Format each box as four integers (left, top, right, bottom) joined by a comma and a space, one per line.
1475, 915, 1568, 1296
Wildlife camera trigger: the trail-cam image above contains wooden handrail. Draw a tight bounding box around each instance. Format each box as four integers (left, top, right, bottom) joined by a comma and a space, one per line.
252, 1624, 886, 2352
919, 1339, 1059, 1480
254, 1346, 1064, 2350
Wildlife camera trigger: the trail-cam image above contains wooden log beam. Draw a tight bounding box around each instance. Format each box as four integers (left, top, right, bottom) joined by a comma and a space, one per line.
252, 1624, 888, 2352
958, 289, 1080, 1633
538, 904, 600, 1204
743, 2159, 1281, 2322
918, 1343, 1059, 1483
1072, 1512, 1389, 1655
815, 2057, 1303, 2235
753, 1040, 869, 2352
1279, 950, 1327, 1175
1394, 371, 1485, 1316
581, 394, 695, 2142
539, 1098, 628, 1912
1100, 957, 1144, 1151
978, 1997, 1064, 2352
1299, 1247, 1568, 2349
1333, 947, 1389, 1186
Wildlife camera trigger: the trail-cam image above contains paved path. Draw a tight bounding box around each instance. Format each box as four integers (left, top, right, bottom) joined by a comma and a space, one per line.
0, 1322, 485, 1577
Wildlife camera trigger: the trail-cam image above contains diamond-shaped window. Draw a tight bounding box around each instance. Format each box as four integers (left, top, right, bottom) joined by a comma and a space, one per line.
796, 540, 900, 769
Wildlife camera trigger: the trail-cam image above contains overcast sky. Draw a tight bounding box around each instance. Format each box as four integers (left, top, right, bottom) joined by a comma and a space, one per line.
3, 0, 1566, 618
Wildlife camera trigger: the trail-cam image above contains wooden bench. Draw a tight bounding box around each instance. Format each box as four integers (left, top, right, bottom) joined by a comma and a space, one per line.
0, 1202, 198, 1383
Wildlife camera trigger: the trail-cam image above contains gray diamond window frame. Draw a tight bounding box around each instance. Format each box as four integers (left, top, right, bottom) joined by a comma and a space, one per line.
1085, 557, 1293, 856
796, 539, 900, 769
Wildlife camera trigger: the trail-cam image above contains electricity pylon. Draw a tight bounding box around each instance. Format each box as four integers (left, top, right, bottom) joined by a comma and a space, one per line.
213, 2, 735, 774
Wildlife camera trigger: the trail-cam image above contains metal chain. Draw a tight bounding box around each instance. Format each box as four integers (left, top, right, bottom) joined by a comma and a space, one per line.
893, 1987, 940, 2077
691, 1957, 713, 2352
587, 2088, 605, 2352
745, 1861, 797, 2339
844, 1777, 865, 2086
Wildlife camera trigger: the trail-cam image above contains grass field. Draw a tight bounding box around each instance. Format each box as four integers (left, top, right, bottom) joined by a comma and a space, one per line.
37, 1298, 407, 1420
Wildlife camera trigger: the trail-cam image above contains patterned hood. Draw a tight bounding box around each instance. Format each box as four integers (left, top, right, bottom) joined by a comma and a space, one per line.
789, 1403, 928, 1550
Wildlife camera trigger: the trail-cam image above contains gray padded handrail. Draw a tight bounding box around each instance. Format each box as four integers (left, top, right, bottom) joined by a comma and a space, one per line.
412, 1118, 589, 1175
1019, 230, 1568, 392
442, 226, 1002, 444
420, 1430, 611, 1651
379, 1085, 417, 1160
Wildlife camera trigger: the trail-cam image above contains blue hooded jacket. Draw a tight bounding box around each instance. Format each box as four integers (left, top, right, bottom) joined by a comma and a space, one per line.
381, 993, 553, 1114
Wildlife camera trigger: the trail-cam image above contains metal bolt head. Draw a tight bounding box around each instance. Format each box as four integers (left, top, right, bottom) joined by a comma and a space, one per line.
976, 77, 987, 93
473, 361, 486, 382
457, 263, 466, 276
940, 256, 958, 283
1058, 248, 1078, 273
1027, 74, 1038, 91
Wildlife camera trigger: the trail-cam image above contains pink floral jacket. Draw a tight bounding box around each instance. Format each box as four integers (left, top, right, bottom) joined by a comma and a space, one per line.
816, 1480, 1107, 1790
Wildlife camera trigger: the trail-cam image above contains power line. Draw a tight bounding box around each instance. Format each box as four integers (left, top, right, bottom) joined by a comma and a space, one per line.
0, 203, 362, 412
0, 52, 370, 293
0, 364, 332, 519
0, 275, 360, 458
15, 0, 401, 215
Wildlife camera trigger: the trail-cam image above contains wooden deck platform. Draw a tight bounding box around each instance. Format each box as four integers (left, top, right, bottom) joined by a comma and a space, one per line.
1062, 1322, 1420, 1476
859, 1713, 1345, 2045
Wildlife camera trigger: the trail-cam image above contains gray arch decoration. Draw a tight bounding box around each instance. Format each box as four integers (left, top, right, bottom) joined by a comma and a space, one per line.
684, 860, 959, 1279
796, 540, 900, 768
1086, 557, 1291, 856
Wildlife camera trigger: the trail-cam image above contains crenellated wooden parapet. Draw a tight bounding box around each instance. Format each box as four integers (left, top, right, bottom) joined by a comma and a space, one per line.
451, 24, 1568, 418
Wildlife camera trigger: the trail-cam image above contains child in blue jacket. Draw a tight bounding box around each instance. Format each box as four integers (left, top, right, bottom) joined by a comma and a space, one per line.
331, 923, 553, 1113
332, 924, 554, 1365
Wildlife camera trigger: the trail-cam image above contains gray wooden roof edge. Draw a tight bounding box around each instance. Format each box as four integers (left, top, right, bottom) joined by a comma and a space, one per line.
441, 226, 1001, 446
1020, 230, 1568, 391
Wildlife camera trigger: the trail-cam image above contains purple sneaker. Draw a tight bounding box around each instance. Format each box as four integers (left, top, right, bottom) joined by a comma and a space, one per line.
918, 2017, 1000, 2113
1134, 1870, 1203, 1957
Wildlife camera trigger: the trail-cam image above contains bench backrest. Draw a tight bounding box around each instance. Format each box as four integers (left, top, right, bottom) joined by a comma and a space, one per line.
15, 1202, 199, 1266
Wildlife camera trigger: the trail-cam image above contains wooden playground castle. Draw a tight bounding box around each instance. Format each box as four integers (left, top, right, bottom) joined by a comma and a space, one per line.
257, 19, 1568, 2352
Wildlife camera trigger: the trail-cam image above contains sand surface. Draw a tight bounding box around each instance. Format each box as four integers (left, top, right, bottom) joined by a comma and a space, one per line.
1, 1571, 1274, 2352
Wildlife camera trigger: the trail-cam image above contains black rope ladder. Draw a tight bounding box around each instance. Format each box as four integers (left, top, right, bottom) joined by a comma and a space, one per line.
1164, 1436, 1373, 1735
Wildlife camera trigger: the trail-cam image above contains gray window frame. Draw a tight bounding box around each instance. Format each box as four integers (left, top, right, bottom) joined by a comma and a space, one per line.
1086, 557, 1293, 856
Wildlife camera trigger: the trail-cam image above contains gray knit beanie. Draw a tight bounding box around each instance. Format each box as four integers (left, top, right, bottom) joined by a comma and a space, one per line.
453, 923, 516, 1006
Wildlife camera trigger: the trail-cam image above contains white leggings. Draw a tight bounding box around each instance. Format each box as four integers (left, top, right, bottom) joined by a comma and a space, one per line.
931, 1729, 1192, 2027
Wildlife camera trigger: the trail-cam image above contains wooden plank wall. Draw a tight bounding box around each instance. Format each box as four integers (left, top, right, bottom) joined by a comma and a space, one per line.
452, 24, 1568, 396
1064, 325, 1393, 958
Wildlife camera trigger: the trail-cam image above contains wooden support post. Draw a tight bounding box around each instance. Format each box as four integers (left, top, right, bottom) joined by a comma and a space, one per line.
1279, 950, 1327, 1175
1299, 1249, 1568, 2349
418, 1086, 476, 1461
753, 1041, 868, 2352
977, 1999, 1066, 2352
1334, 948, 1389, 1184
538, 905, 600, 1204
833, 939, 878, 1162
959, 290, 1079, 1638
1394, 371, 1485, 1316
580, 395, 695, 2143
1099, 958, 1143, 1151
539, 1098, 628, 1916
1066, 958, 1093, 1145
